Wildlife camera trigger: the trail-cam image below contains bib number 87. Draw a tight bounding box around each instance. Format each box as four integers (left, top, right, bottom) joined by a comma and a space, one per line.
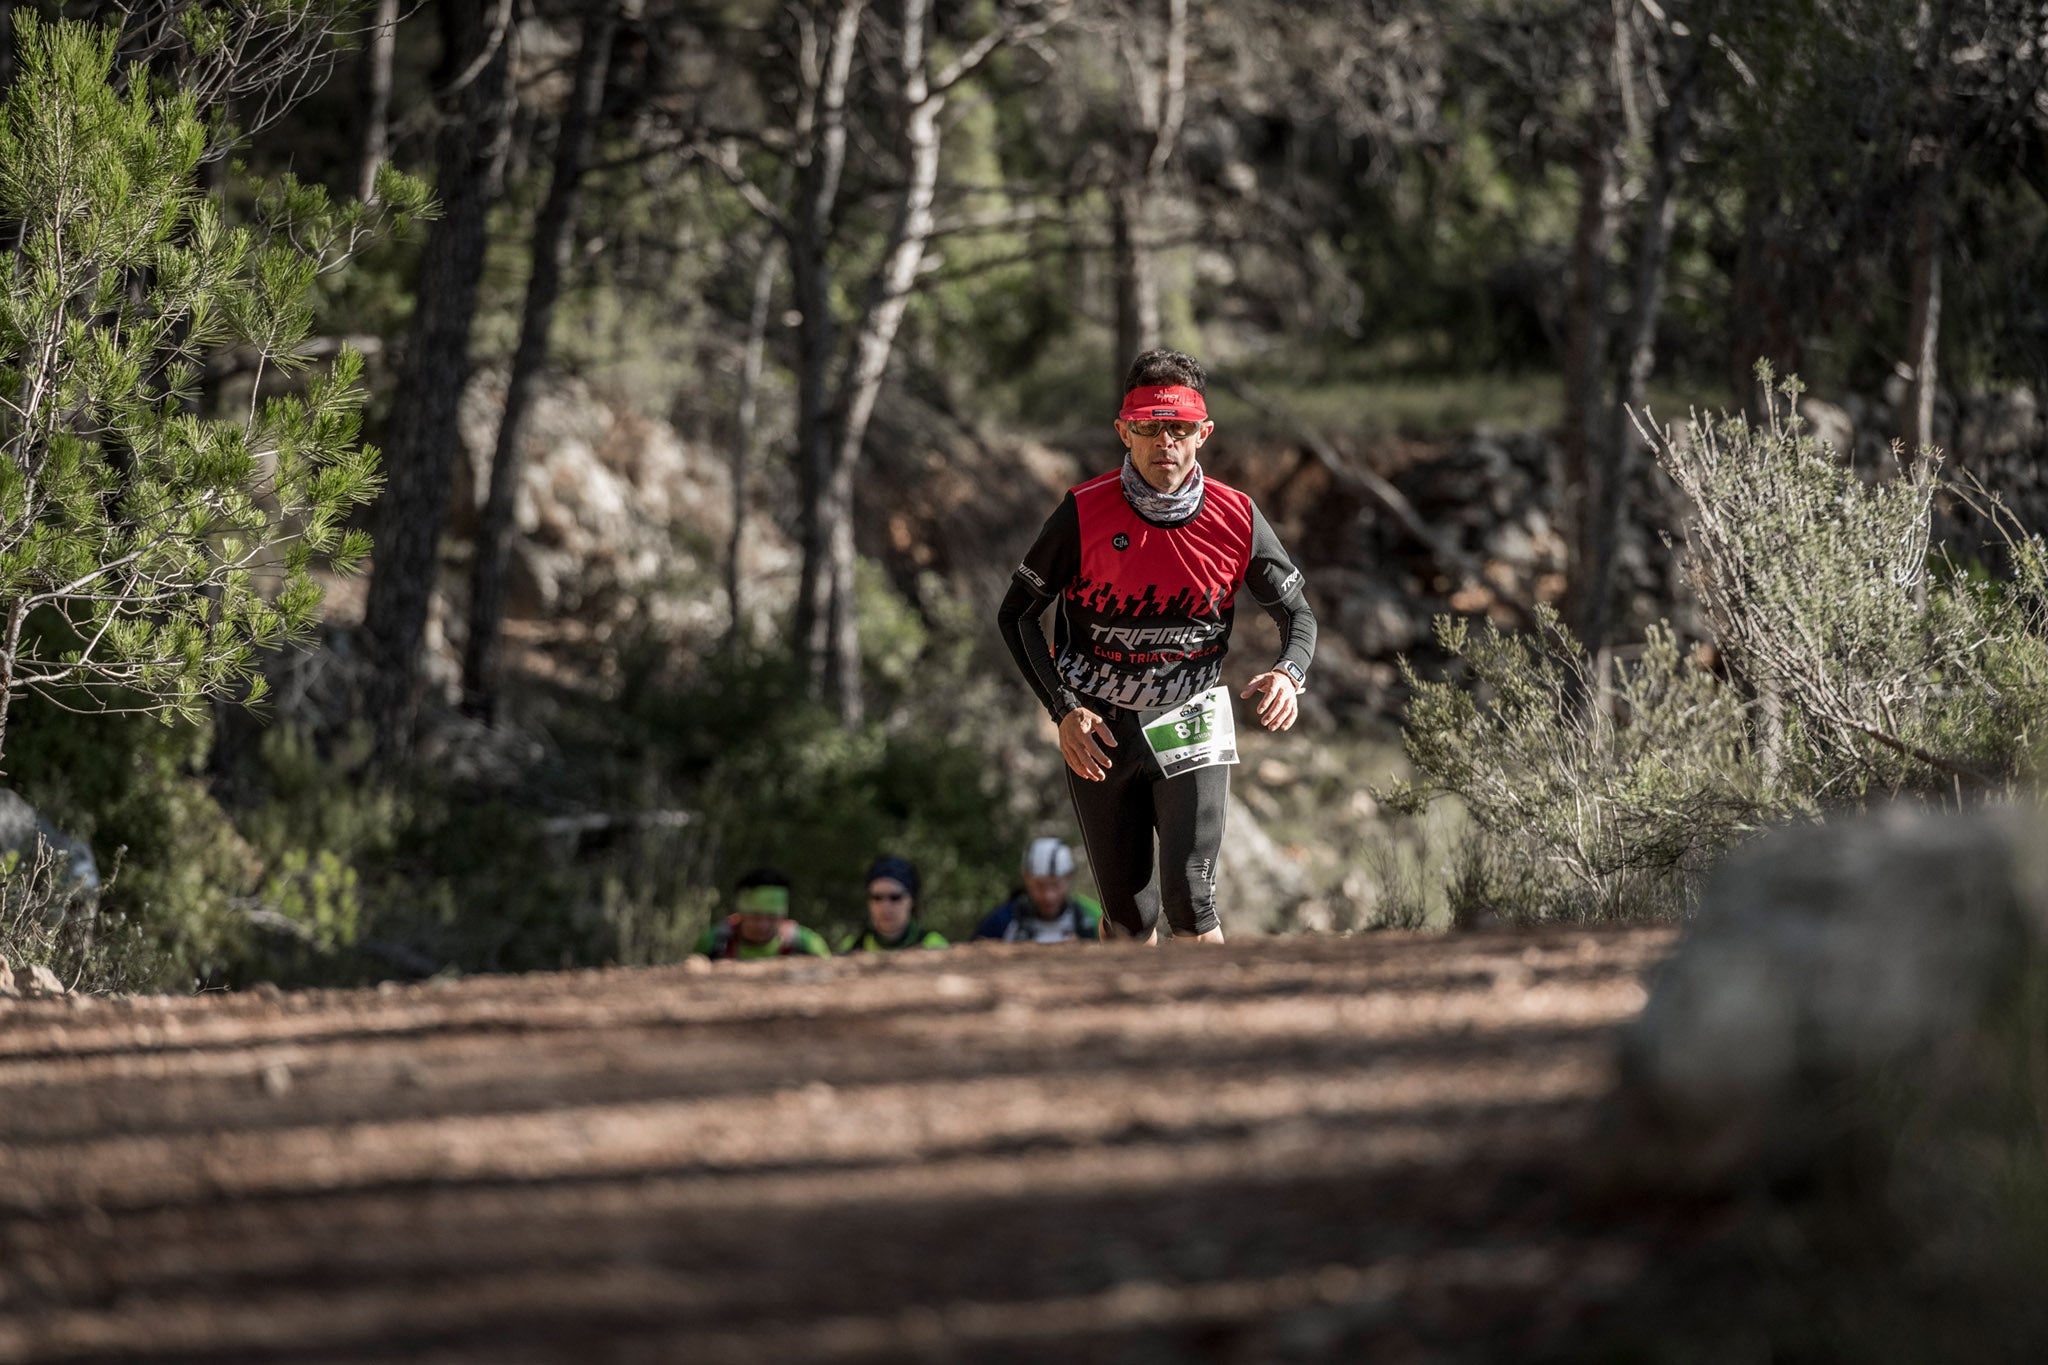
1174, 713, 1211, 741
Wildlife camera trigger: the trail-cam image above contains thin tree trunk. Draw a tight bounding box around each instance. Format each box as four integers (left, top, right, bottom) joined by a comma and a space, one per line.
462, 2, 618, 723
1900, 161, 1942, 462
0, 603, 24, 774
1111, 183, 1158, 370
1560, 6, 1622, 646
360, 0, 516, 763
1726, 186, 1805, 420
790, 0, 863, 687
791, 231, 837, 672
1109, 0, 1183, 373
1758, 678, 1784, 785
726, 234, 780, 652
1585, 46, 1697, 657
821, 455, 861, 724
1726, 181, 1768, 417
1560, 141, 1618, 640
1111, 185, 1139, 366
355, 0, 400, 202
819, 0, 944, 727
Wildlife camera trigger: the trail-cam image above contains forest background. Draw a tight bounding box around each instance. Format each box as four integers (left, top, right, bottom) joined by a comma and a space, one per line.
2, 0, 2046, 991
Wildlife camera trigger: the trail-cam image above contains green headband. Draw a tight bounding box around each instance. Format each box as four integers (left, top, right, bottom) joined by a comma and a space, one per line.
736, 885, 790, 915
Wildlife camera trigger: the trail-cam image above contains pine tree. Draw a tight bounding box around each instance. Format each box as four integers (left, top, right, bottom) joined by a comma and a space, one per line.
0, 16, 427, 768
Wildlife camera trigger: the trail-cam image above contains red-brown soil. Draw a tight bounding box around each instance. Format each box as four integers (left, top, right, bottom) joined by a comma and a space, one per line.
0, 928, 1683, 1363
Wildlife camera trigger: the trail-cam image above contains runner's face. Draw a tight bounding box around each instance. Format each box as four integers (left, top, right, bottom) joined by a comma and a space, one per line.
736, 911, 784, 945
1024, 872, 1072, 918
1116, 417, 1211, 494
866, 878, 912, 937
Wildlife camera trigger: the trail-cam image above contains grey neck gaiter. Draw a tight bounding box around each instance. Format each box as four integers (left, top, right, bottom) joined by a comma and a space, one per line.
1119, 451, 1204, 523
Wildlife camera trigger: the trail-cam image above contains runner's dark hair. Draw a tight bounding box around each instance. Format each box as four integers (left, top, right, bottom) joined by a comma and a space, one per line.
735, 866, 792, 892
1123, 349, 1206, 395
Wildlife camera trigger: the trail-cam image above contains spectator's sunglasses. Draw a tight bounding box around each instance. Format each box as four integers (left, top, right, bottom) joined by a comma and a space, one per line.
868, 890, 909, 903
1125, 419, 1203, 440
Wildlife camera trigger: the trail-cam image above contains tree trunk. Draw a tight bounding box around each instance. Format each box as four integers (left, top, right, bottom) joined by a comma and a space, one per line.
1559, 132, 1618, 644
360, 0, 516, 764
726, 234, 780, 652
789, 0, 863, 690
1726, 187, 1806, 420
1900, 161, 1943, 463
355, 0, 400, 202
1584, 46, 1698, 658
790, 224, 836, 675
1725, 183, 1769, 418
1108, 0, 1183, 374
462, 2, 617, 723
1560, 0, 1630, 649
821, 455, 861, 724
817, 0, 944, 727
0, 604, 24, 774
1111, 182, 1158, 372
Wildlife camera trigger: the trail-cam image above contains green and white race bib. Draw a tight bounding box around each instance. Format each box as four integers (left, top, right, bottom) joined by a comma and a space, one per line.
1142, 686, 1239, 779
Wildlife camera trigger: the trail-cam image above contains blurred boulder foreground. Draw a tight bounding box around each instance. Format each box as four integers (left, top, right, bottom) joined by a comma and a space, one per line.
1596, 802, 2048, 1356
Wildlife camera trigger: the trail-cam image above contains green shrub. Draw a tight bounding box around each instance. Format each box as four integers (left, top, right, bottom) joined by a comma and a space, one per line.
626, 641, 1027, 947
0, 842, 108, 992
1389, 368, 2048, 923
1663, 369, 2048, 797
6, 703, 259, 990
1386, 613, 1796, 920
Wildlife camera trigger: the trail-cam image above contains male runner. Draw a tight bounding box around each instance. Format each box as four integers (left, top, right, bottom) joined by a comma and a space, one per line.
996, 349, 1315, 942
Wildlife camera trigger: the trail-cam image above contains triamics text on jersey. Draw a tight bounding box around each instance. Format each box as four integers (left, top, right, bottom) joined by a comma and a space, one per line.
1087, 621, 1226, 650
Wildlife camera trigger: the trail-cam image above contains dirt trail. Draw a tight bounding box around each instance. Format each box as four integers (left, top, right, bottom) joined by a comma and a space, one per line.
0, 928, 1680, 1363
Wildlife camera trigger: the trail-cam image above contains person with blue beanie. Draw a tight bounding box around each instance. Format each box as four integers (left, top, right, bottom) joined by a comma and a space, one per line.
842, 854, 948, 952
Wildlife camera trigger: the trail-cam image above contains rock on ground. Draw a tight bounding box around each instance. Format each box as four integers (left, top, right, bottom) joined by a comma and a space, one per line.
1619, 802, 2044, 1178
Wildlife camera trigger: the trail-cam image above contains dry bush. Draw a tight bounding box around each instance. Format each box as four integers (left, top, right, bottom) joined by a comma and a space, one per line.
1388, 367, 2048, 923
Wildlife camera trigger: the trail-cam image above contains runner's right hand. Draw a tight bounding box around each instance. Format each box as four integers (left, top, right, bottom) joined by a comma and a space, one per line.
1058, 707, 1117, 781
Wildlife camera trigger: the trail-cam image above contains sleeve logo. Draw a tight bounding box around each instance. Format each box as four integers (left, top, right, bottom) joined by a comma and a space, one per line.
1015, 564, 1046, 590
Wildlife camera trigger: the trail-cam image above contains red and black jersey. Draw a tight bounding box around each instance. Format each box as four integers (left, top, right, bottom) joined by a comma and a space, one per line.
999, 467, 1315, 717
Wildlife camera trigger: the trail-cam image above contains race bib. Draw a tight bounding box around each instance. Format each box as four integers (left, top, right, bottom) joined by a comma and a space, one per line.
1142, 686, 1239, 779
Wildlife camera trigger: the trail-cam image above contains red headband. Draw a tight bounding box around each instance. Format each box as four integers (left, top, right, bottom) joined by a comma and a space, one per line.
1118, 385, 1208, 422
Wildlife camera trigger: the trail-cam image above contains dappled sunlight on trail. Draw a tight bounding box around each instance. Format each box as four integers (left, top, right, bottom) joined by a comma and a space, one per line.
0, 929, 1676, 1363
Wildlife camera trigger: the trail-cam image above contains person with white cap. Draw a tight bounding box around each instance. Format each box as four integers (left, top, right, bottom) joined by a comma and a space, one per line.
996, 348, 1315, 943
972, 837, 1104, 943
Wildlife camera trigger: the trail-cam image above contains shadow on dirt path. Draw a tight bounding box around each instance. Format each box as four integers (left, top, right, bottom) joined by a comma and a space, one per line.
0, 928, 1689, 1363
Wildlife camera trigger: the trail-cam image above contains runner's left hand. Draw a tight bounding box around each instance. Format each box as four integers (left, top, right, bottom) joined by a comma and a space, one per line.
1241, 671, 1300, 732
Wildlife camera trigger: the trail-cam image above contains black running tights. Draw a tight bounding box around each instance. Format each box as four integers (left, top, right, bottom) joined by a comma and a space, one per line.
1064, 705, 1231, 939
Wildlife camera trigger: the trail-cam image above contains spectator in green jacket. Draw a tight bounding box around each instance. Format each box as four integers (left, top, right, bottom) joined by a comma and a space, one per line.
842, 855, 948, 952
694, 868, 832, 960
